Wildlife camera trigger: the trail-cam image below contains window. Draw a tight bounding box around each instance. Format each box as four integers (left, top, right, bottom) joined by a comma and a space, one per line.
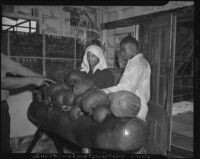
2, 16, 38, 33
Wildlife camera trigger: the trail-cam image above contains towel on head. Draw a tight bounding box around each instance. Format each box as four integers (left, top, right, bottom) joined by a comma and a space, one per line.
80, 45, 108, 73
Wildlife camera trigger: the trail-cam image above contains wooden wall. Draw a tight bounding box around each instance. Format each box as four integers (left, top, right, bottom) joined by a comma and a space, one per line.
103, 2, 194, 23
101, 1, 194, 68
173, 13, 194, 103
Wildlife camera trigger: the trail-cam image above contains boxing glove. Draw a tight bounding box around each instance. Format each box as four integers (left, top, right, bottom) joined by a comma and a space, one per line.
63, 89, 75, 106
73, 94, 83, 107
32, 89, 43, 102
73, 80, 94, 96
41, 86, 49, 99
64, 69, 86, 87
92, 104, 111, 123
48, 82, 71, 97
40, 86, 53, 105
82, 89, 109, 115
68, 105, 84, 121
108, 92, 115, 102
43, 96, 53, 106
52, 89, 72, 108
110, 90, 141, 118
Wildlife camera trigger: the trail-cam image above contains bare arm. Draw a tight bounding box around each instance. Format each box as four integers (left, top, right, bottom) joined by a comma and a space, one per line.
1, 76, 55, 90
1, 54, 41, 77
14, 64, 41, 77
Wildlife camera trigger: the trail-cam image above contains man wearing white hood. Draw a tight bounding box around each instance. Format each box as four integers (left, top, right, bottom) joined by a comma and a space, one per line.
80, 44, 114, 89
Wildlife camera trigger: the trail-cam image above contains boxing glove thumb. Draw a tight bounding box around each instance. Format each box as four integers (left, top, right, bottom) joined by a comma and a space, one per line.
68, 105, 84, 121
92, 104, 111, 123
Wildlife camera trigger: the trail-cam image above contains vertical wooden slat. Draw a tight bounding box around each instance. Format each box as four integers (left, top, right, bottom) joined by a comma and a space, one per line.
145, 13, 174, 155
8, 31, 10, 57
29, 20, 31, 33
43, 34, 46, 76
156, 15, 161, 105
167, 13, 177, 152
150, 26, 158, 102
156, 123, 162, 144
74, 37, 77, 69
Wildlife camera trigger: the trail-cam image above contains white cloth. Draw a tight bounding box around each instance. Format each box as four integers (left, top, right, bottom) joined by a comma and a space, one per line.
103, 54, 151, 121
172, 101, 193, 116
80, 45, 108, 73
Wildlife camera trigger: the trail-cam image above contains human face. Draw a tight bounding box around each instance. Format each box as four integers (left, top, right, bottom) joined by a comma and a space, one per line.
120, 43, 137, 60
87, 51, 99, 67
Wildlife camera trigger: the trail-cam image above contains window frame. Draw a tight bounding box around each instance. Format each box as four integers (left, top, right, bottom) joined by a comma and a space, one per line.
2, 16, 38, 33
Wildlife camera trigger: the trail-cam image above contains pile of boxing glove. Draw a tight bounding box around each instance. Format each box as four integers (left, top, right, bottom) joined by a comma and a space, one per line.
37, 69, 141, 124
64, 69, 111, 123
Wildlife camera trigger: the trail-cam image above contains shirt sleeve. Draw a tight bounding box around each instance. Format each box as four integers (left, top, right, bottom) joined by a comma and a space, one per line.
103, 62, 145, 94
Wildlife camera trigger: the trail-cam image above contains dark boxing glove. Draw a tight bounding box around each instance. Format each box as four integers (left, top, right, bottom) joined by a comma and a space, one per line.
92, 104, 111, 123
64, 69, 86, 87
82, 89, 109, 115
68, 105, 84, 121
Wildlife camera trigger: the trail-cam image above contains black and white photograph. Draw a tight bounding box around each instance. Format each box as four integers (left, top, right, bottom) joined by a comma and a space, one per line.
1, 1, 197, 158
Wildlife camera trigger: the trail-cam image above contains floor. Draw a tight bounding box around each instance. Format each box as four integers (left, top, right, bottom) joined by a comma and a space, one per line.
10, 134, 72, 153
10, 134, 190, 158
172, 112, 193, 151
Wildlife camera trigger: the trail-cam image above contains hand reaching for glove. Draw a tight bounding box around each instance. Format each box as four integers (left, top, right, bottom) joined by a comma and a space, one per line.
32, 76, 55, 87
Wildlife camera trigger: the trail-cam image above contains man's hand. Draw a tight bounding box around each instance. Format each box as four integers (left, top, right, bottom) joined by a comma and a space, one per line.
32, 76, 56, 87
101, 89, 108, 94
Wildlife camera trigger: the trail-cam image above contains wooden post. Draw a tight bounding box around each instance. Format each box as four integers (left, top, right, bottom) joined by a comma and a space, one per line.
27, 20, 31, 33
8, 31, 10, 57
43, 34, 46, 76
74, 36, 77, 69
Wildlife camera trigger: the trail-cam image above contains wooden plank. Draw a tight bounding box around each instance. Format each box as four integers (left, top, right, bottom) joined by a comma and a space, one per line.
148, 102, 165, 122
171, 133, 193, 151
43, 34, 46, 76
170, 145, 193, 158
1, 31, 8, 55
101, 14, 152, 30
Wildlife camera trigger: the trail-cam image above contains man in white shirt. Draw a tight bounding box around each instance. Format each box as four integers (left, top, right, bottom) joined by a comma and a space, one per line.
102, 35, 151, 122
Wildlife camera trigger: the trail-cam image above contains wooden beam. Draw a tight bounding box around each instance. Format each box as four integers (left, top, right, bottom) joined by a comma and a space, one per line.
101, 6, 193, 30
101, 15, 152, 30
29, 20, 31, 33
3, 24, 33, 29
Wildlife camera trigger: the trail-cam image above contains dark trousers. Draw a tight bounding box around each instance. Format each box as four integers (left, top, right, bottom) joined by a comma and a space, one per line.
1, 101, 11, 153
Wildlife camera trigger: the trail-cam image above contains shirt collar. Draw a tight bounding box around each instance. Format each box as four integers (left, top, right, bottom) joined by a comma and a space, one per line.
128, 53, 143, 63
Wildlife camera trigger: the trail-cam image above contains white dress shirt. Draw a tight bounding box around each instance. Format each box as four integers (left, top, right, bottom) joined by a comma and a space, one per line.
103, 53, 151, 121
